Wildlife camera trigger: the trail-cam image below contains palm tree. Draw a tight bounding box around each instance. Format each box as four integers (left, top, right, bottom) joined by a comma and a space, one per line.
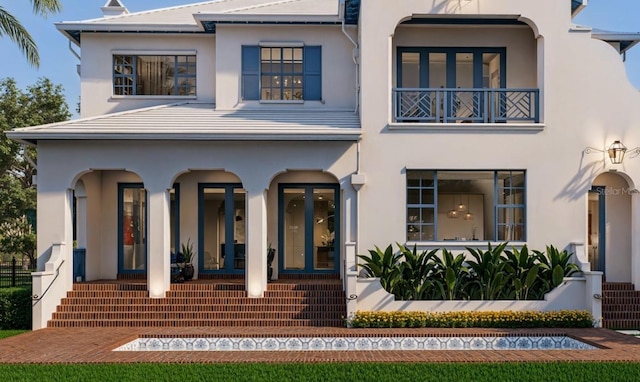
0, 0, 62, 68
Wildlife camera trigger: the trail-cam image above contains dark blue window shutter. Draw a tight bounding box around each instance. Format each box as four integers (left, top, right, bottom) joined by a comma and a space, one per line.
241, 45, 260, 100
303, 46, 322, 101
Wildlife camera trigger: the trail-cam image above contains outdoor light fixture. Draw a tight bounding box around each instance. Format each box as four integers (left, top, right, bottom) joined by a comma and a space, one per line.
608, 140, 627, 164
585, 140, 640, 165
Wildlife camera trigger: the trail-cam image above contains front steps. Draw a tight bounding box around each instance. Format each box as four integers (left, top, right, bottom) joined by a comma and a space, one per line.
602, 282, 640, 329
48, 280, 346, 328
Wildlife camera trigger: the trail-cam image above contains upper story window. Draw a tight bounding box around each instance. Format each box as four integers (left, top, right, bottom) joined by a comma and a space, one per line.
406, 170, 526, 242
113, 55, 196, 96
241, 45, 321, 102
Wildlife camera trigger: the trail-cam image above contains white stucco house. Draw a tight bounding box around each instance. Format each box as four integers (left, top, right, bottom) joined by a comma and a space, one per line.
8, 0, 640, 329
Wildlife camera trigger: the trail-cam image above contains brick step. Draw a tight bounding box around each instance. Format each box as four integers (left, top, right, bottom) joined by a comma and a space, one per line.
73, 284, 149, 291
603, 319, 640, 330
60, 297, 346, 305
601, 304, 640, 312
51, 310, 344, 320
74, 283, 343, 292
165, 291, 344, 298
55, 303, 346, 313
603, 290, 640, 297
47, 318, 346, 328
602, 297, 640, 305
602, 282, 636, 291
603, 312, 640, 320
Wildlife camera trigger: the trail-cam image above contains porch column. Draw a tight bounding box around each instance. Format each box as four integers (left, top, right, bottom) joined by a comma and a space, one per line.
246, 188, 267, 298
146, 186, 171, 298
32, 185, 74, 329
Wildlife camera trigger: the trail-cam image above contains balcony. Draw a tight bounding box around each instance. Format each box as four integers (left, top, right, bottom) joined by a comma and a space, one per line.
392, 88, 540, 124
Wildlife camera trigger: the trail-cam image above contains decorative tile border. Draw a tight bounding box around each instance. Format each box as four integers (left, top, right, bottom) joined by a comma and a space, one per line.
114, 336, 596, 352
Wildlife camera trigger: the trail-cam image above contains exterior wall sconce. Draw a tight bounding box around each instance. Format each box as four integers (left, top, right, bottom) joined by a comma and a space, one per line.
608, 140, 627, 164
585, 140, 640, 164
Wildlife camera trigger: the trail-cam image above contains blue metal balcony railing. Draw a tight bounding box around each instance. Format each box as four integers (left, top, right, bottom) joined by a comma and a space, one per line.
392, 88, 540, 124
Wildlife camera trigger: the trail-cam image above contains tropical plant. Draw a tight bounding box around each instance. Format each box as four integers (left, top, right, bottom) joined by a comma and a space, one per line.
535, 245, 580, 290
430, 249, 471, 300
503, 245, 541, 300
465, 242, 509, 300
395, 244, 440, 300
0, 0, 63, 67
360, 243, 582, 302
357, 244, 402, 293
180, 238, 195, 264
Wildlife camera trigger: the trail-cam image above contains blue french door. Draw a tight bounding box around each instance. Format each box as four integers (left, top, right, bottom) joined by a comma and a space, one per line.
198, 183, 246, 274
278, 184, 340, 274
118, 183, 147, 274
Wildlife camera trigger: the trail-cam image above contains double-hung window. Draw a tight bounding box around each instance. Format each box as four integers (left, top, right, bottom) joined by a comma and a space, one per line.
241, 45, 321, 101
113, 55, 196, 96
406, 170, 526, 242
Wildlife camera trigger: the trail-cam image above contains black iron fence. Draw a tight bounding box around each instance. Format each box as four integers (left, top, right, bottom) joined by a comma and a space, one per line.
0, 257, 35, 288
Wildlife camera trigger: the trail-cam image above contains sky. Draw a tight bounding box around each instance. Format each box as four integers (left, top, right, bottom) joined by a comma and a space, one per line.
0, 0, 639, 118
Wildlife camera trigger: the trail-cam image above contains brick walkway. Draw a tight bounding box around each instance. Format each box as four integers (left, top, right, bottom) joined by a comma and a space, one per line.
1, 327, 640, 364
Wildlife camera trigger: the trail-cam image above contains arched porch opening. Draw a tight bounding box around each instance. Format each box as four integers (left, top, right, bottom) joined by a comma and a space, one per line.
589, 172, 634, 282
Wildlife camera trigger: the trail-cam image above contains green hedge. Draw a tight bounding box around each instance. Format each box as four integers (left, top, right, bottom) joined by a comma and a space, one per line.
0, 287, 32, 330
347, 310, 594, 329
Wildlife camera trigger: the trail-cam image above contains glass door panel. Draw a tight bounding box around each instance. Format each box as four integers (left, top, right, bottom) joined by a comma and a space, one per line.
283, 189, 306, 270
280, 185, 339, 273
400, 52, 421, 88
119, 185, 146, 273
200, 184, 246, 273
313, 189, 336, 270
232, 189, 246, 270
202, 188, 225, 271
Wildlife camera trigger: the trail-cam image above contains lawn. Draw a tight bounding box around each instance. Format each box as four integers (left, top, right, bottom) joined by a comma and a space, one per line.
0, 362, 639, 382
0, 330, 27, 339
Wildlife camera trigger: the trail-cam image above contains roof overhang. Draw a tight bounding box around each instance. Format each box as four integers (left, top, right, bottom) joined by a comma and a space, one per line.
592, 29, 640, 55
6, 103, 362, 145
56, 22, 207, 45
571, 0, 587, 17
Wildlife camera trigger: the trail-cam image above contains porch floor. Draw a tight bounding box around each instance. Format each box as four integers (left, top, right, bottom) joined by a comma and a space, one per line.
1, 327, 640, 363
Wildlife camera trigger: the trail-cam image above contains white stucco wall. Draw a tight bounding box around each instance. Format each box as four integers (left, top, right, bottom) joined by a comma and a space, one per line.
356, 0, 640, 266
214, 24, 357, 110
80, 34, 216, 117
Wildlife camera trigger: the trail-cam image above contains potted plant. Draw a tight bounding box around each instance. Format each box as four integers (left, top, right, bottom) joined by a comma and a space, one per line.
180, 238, 195, 281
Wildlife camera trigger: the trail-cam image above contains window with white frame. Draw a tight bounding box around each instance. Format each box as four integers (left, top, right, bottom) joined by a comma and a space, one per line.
406, 170, 525, 242
113, 55, 196, 96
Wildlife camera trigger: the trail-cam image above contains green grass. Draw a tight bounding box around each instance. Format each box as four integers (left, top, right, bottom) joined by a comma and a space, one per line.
0, 330, 27, 339
1, 363, 640, 382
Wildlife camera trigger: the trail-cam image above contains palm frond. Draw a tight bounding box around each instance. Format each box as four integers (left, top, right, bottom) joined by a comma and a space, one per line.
31, 0, 62, 17
0, 7, 39, 67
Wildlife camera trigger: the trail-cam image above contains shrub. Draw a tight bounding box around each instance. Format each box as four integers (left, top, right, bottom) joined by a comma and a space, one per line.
0, 287, 32, 330
347, 310, 594, 329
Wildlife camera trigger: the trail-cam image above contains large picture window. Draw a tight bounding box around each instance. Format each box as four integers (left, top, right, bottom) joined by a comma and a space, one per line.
113, 55, 196, 96
406, 170, 525, 242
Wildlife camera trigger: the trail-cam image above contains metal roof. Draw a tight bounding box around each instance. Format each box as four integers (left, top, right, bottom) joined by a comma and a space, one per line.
7, 103, 362, 144
57, 0, 356, 44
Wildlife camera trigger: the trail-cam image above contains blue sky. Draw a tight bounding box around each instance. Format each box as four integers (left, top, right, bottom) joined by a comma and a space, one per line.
0, 0, 639, 118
